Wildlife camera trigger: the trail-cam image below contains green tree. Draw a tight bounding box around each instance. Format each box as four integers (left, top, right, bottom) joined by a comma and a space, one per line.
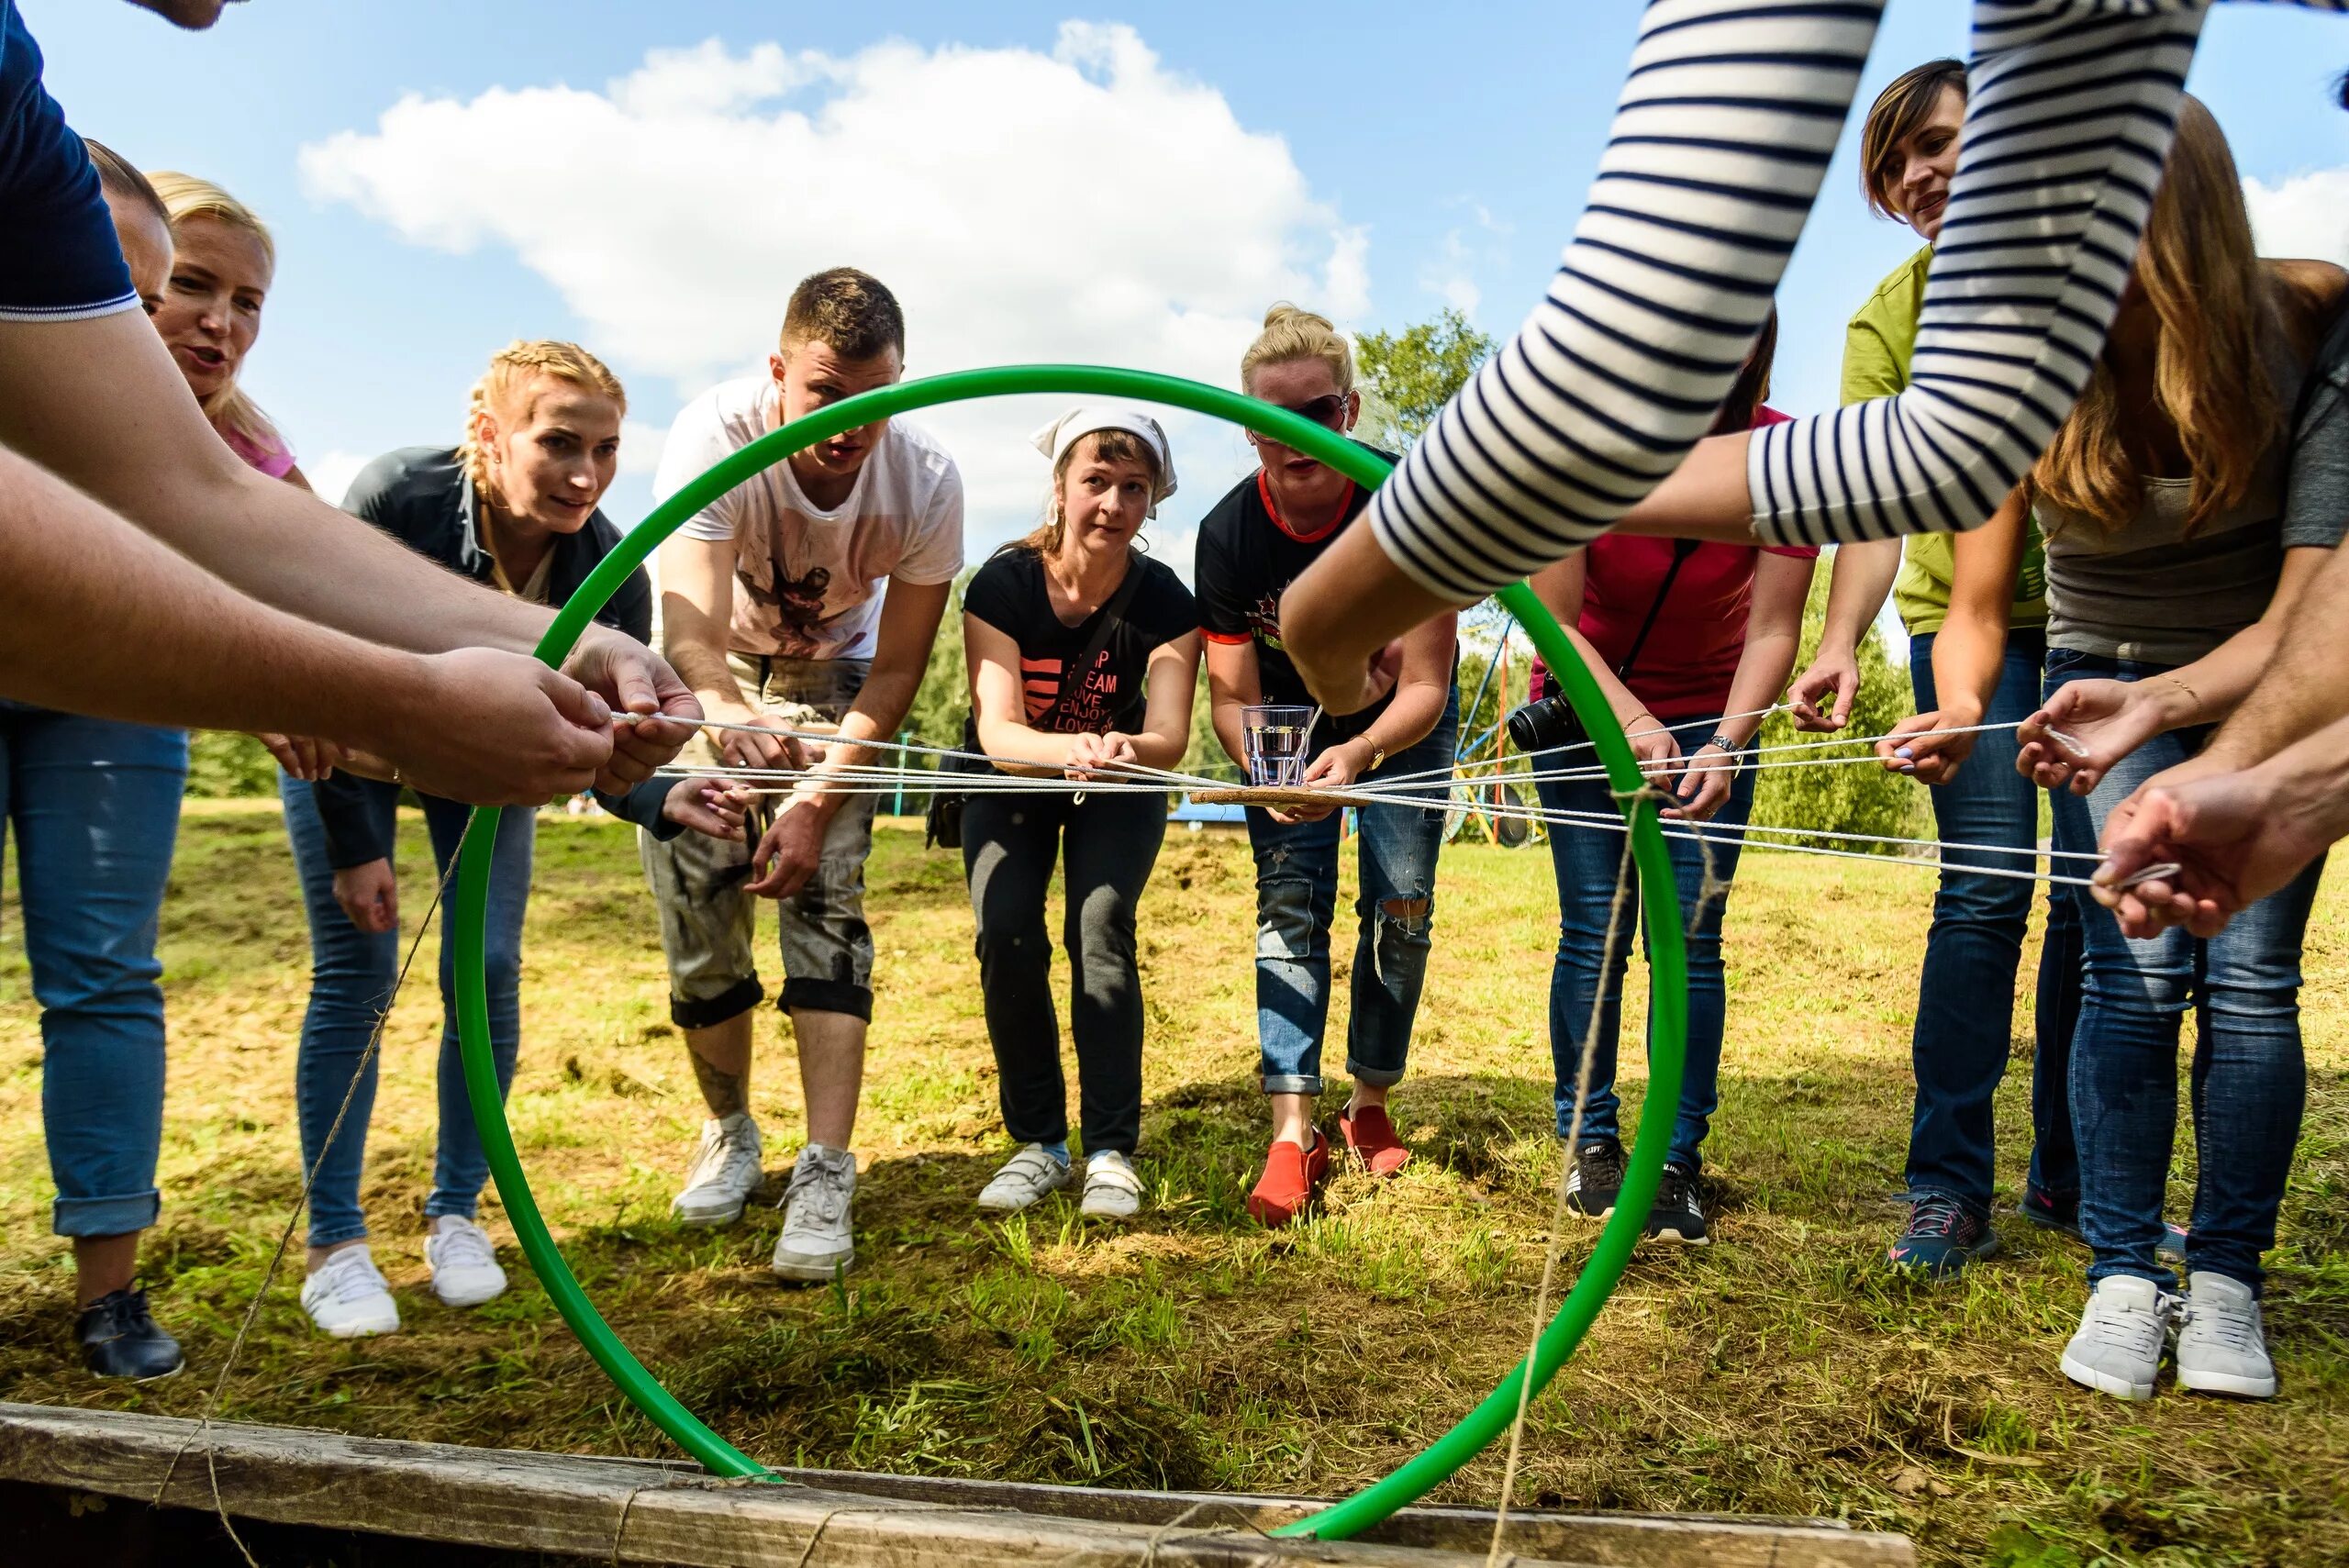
1353, 307, 1497, 450
184, 730, 277, 797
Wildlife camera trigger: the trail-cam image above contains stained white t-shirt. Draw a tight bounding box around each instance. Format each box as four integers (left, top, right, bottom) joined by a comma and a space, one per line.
659, 376, 964, 661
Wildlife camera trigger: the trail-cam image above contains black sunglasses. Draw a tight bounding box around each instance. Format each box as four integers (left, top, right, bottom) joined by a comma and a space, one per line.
1245, 392, 1351, 445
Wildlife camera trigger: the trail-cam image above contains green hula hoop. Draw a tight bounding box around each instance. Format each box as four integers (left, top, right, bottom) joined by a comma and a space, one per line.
450, 364, 1687, 1539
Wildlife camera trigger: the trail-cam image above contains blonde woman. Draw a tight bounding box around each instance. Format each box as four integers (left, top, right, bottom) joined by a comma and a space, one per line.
1197, 306, 1459, 1228
1896, 99, 2347, 1402
286, 342, 739, 1339
148, 172, 307, 486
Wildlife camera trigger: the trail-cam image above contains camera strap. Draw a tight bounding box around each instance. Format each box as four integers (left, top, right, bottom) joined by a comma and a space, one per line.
1612, 539, 1702, 682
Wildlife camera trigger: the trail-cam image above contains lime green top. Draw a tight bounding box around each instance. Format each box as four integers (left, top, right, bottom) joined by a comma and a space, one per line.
1842, 245, 2047, 636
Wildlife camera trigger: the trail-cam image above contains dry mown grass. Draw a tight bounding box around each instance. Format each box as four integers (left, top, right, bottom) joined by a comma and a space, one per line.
2, 801, 2344, 1567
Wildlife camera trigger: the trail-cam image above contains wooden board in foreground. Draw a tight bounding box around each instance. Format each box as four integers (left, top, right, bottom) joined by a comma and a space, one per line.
0, 1402, 1913, 1568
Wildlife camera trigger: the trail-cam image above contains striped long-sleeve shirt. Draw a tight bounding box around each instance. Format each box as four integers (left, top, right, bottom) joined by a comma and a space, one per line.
1367, 0, 2348, 604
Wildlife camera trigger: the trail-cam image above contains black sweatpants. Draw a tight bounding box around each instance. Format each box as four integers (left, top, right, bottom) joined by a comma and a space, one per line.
962, 788, 1166, 1155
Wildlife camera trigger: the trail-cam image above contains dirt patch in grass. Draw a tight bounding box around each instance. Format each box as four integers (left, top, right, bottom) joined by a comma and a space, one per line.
2, 803, 2345, 1565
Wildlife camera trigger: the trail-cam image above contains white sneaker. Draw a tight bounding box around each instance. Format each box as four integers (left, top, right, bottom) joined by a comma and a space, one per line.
673, 1111, 764, 1227
426, 1216, 508, 1308
976, 1145, 1073, 1214
1080, 1150, 1142, 1219
2061, 1275, 2178, 1401
773, 1144, 856, 1282
2176, 1271, 2277, 1398
301, 1245, 401, 1339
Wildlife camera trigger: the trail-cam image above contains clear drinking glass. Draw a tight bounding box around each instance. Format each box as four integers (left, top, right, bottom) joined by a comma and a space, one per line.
1241, 704, 1315, 787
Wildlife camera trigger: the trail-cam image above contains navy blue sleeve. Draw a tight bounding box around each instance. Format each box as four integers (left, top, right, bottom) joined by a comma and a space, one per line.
0, 4, 137, 322
593, 777, 686, 840
310, 773, 399, 871
603, 563, 654, 648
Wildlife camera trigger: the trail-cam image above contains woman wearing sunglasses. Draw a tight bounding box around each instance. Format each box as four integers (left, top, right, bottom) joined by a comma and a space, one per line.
1197, 304, 1460, 1229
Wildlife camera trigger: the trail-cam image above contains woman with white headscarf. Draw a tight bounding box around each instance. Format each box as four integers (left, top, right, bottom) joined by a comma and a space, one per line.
959, 407, 1201, 1220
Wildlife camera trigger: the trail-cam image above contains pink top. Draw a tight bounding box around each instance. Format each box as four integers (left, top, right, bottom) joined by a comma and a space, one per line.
221, 423, 296, 480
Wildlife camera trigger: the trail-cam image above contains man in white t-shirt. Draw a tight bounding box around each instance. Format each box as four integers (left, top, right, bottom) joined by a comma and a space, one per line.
644, 268, 963, 1282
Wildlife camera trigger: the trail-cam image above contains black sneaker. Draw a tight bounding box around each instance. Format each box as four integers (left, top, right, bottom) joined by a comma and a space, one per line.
2021, 1185, 2188, 1261
75, 1286, 184, 1382
1644, 1163, 1709, 1245
1887, 1194, 2001, 1278
2019, 1184, 2085, 1242
1564, 1136, 1626, 1218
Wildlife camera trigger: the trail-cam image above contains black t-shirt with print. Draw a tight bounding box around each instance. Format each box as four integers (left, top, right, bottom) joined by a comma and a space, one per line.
1193, 447, 1398, 740
963, 548, 1198, 736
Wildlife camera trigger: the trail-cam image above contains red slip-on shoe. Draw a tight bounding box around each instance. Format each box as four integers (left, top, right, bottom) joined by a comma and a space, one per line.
1245, 1133, 1330, 1229
1339, 1104, 1411, 1178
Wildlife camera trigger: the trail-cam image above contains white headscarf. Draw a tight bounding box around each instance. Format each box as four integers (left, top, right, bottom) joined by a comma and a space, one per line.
1030, 406, 1178, 515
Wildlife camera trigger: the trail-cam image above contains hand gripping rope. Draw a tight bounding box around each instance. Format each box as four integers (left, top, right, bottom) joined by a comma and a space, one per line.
450, 365, 1688, 1539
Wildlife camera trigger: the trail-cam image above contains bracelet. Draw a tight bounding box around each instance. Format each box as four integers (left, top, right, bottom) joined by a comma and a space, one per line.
1706, 733, 1745, 769
2158, 672, 2202, 722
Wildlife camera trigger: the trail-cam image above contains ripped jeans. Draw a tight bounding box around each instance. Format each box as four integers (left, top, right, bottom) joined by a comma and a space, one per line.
1245, 696, 1455, 1095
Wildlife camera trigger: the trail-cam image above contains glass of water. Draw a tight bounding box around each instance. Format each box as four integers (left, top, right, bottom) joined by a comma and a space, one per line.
1241, 704, 1315, 787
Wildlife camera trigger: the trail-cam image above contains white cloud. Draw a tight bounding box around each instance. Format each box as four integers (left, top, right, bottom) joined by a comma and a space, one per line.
1419, 229, 1481, 317
297, 24, 1371, 560
618, 417, 667, 478
2244, 168, 2349, 265
306, 449, 373, 509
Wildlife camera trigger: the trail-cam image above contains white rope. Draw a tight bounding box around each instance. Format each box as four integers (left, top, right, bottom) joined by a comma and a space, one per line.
641, 708, 2107, 885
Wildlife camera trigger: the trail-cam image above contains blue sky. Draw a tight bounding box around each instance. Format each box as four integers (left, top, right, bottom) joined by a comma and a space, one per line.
31, 0, 2349, 599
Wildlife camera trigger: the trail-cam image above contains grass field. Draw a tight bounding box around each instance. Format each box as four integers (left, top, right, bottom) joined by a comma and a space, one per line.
1, 801, 2343, 1567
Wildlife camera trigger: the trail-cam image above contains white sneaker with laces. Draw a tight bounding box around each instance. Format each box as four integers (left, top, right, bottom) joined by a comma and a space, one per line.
773, 1143, 857, 1282
673, 1111, 763, 1227
2060, 1274, 2178, 1401
2176, 1271, 2277, 1398
976, 1145, 1072, 1213
426, 1216, 508, 1308
1080, 1150, 1142, 1219
301, 1245, 401, 1340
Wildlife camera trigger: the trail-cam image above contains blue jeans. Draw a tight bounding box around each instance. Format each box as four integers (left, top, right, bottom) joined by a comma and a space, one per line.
2047, 651, 2321, 1294
280, 773, 533, 1247
1246, 695, 1456, 1095
1905, 629, 2083, 1219
0, 707, 186, 1238
1536, 713, 1753, 1173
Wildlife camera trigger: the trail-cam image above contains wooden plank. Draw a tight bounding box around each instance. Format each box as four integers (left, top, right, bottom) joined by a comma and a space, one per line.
0, 1404, 1911, 1568
769, 1468, 1911, 1568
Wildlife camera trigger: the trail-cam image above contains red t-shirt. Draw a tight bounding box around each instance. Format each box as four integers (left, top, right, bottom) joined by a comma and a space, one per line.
1532, 407, 1815, 721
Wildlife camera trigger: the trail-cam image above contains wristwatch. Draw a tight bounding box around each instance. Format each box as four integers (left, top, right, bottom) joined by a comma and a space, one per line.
1706, 733, 1744, 771
1362, 737, 1388, 773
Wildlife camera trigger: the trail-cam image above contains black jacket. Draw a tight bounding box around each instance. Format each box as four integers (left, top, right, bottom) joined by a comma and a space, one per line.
311, 447, 677, 866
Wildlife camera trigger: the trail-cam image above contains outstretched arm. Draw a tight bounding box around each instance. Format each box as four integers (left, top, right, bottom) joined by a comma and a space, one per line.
1286, 0, 2213, 708
0, 447, 610, 804
0, 309, 697, 784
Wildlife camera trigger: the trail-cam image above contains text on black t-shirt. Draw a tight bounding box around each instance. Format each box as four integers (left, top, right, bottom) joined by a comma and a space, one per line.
962, 548, 1199, 736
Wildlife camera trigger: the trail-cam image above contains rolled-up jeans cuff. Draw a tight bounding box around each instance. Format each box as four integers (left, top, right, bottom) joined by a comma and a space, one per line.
782, 977, 874, 1024
1346, 1058, 1406, 1089
52, 1188, 161, 1240
673, 976, 763, 1030
1261, 1073, 1321, 1096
